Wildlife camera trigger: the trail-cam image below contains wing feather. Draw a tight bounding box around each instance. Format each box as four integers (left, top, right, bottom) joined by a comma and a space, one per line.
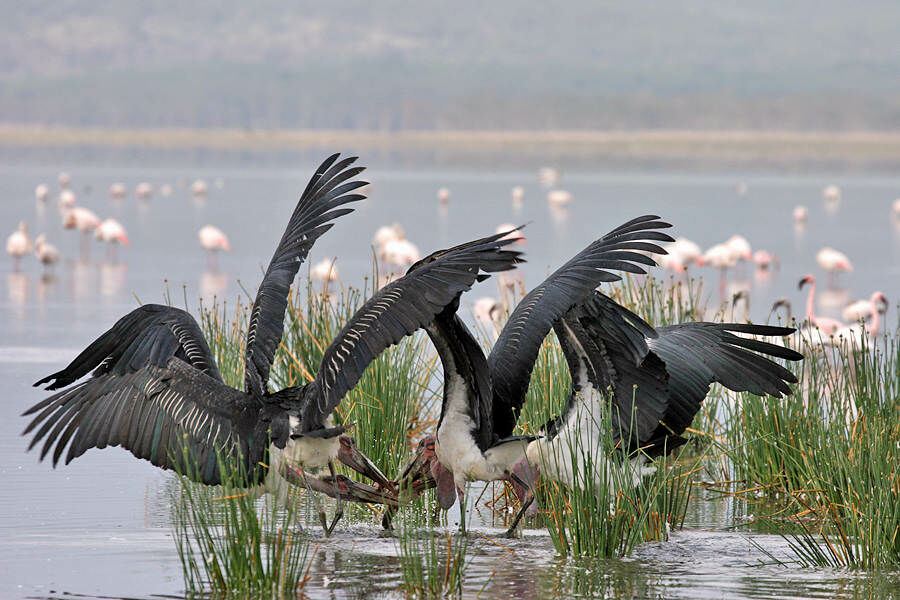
299, 230, 524, 433
243, 154, 367, 396
489, 215, 674, 439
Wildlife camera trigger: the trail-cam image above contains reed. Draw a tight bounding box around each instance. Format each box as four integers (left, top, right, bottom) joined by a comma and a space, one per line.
171, 455, 313, 596
396, 520, 469, 598
726, 325, 900, 569
534, 401, 695, 558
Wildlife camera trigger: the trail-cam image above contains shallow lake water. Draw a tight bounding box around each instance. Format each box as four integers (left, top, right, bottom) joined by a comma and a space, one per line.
1, 159, 899, 598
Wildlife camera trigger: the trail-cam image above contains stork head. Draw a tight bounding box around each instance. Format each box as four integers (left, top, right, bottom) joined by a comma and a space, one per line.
508, 458, 540, 517
798, 274, 815, 290
396, 435, 458, 509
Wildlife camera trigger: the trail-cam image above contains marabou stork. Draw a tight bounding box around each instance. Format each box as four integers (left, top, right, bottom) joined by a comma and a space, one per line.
389, 215, 676, 533
22, 155, 523, 536
501, 290, 803, 533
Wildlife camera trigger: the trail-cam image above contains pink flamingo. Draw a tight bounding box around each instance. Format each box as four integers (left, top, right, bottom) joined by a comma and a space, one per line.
816, 247, 853, 288
63, 207, 101, 258
198, 225, 230, 269
842, 292, 888, 323
95, 218, 130, 260
798, 274, 845, 335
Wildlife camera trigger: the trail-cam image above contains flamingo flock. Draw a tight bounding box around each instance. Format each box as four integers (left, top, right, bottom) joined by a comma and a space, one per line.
8, 172, 229, 291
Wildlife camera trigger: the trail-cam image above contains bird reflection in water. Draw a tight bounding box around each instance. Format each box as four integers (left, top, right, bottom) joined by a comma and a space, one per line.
200, 270, 228, 298
100, 262, 127, 297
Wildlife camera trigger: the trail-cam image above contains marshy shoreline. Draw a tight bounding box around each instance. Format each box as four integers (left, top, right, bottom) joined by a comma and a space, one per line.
3, 125, 900, 170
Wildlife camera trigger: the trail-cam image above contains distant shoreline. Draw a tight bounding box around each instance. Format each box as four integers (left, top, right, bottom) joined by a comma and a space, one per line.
2, 125, 899, 168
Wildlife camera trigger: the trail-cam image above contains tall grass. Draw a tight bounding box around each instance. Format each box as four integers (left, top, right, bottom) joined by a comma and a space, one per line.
725, 325, 900, 569
533, 400, 695, 558
171, 455, 313, 596
395, 503, 469, 599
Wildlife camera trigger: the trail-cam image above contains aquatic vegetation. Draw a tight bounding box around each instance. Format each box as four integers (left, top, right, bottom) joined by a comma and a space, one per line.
171, 456, 313, 597
396, 519, 469, 598
726, 325, 900, 569
532, 400, 695, 558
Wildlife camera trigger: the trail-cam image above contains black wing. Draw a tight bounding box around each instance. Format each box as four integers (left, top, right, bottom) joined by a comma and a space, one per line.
550, 309, 670, 453
646, 322, 802, 437
243, 154, 367, 396
33, 304, 222, 390
299, 230, 525, 433
22, 358, 270, 485
488, 215, 674, 439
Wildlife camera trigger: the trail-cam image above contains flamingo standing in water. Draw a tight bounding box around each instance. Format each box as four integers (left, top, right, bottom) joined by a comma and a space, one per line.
35, 184, 50, 203
842, 292, 888, 323
816, 247, 853, 287
823, 184, 841, 213
511, 186, 524, 208
109, 183, 127, 200
798, 274, 845, 335
6, 222, 33, 271
702, 243, 737, 298
95, 219, 130, 260
63, 207, 101, 258
198, 225, 230, 268
753, 250, 779, 270
34, 234, 61, 274
793, 205, 808, 226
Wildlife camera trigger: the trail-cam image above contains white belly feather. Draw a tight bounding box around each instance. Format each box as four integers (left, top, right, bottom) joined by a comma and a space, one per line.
525, 386, 655, 495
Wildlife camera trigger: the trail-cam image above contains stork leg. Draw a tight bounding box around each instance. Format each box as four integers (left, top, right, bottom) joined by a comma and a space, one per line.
323, 459, 344, 536
457, 486, 467, 535
504, 471, 535, 538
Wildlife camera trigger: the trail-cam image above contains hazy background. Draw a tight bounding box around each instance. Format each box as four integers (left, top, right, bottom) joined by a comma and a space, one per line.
2, 1, 898, 132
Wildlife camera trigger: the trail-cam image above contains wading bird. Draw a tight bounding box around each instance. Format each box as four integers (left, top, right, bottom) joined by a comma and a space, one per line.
34, 234, 60, 274
502, 291, 802, 532
816, 247, 853, 287
23, 155, 383, 535
842, 291, 888, 324
198, 225, 230, 268
22, 155, 524, 538
389, 216, 675, 534
798, 274, 845, 335
6, 221, 33, 270
95, 218, 130, 259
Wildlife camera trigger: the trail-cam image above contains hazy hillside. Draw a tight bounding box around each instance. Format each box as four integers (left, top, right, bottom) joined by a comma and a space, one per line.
2, 1, 898, 130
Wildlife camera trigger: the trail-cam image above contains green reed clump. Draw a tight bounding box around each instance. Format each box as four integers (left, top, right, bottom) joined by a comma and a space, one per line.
727, 324, 900, 569
171, 454, 313, 597
396, 522, 469, 598
535, 401, 694, 558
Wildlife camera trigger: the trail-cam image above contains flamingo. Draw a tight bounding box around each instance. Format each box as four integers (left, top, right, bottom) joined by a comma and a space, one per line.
547, 189, 572, 206
667, 237, 703, 266
495, 223, 526, 244
538, 167, 560, 187
6, 221, 33, 270
191, 179, 209, 197
63, 207, 100, 258
35, 184, 50, 203
753, 250, 779, 270
437, 187, 451, 204
160, 184, 173, 197
842, 292, 888, 323
34, 234, 60, 273
58, 189, 76, 209
830, 306, 883, 346
310, 258, 339, 283
823, 184, 841, 213
58, 172, 71, 189
382, 238, 421, 269
798, 274, 845, 335
511, 186, 524, 207
893, 198, 900, 218
198, 225, 230, 268
816, 247, 853, 287
109, 183, 127, 200
793, 205, 808, 225
135, 183, 153, 200
701, 243, 737, 298
725, 235, 752, 264
95, 219, 130, 260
